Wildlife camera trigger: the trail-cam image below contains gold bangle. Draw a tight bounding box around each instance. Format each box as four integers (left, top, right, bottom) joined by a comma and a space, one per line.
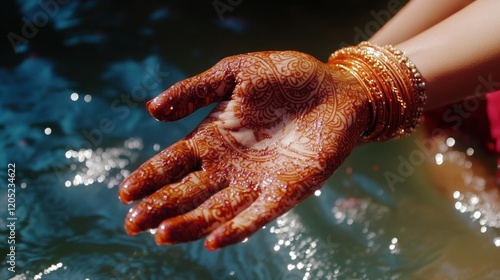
328, 41, 427, 142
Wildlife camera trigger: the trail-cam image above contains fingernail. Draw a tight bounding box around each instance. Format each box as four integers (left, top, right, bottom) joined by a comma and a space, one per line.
204, 238, 219, 251
155, 223, 175, 245
118, 183, 132, 204
124, 207, 145, 235
146, 98, 164, 121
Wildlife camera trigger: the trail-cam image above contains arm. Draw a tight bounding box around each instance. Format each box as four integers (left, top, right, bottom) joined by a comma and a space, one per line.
371, 0, 500, 110
370, 0, 474, 45
395, 0, 500, 110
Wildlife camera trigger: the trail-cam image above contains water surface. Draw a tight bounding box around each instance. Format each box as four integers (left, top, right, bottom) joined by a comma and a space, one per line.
1, 1, 499, 279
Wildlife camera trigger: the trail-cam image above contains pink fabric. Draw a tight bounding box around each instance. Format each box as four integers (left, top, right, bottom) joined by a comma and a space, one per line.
486, 91, 500, 179
423, 91, 499, 180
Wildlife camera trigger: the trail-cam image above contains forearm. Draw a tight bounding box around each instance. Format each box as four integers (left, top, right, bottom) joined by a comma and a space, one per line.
370, 0, 474, 45
394, 0, 500, 110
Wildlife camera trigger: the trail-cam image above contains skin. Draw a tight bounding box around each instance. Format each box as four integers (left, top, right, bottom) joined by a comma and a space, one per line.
391, 0, 500, 110
119, 51, 370, 250
370, 0, 474, 45
119, 0, 500, 250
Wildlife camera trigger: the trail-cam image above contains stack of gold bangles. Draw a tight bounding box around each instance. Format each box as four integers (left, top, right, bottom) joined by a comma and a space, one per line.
328, 41, 427, 142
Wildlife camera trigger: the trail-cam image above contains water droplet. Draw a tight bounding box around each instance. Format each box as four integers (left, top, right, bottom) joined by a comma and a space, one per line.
70, 92, 79, 101
435, 153, 444, 165
446, 137, 455, 147
473, 211, 481, 219
494, 237, 500, 247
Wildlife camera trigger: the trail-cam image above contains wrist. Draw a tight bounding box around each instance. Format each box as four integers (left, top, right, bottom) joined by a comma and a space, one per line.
327, 41, 427, 142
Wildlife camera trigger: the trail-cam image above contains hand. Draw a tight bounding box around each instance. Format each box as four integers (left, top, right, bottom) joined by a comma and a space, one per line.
118, 51, 370, 251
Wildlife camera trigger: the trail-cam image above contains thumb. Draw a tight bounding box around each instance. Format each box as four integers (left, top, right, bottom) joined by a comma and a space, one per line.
147, 57, 238, 121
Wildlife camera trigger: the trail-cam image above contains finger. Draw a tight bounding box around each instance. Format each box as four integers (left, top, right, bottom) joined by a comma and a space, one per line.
147, 58, 237, 121
118, 140, 199, 204
154, 183, 259, 246
204, 182, 315, 251
124, 171, 227, 236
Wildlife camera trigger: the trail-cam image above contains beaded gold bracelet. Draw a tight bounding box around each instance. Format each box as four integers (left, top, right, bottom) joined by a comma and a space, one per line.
328, 41, 427, 142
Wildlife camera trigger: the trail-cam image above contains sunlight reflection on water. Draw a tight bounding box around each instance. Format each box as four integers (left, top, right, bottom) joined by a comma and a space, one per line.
2, 1, 500, 279
63, 137, 143, 189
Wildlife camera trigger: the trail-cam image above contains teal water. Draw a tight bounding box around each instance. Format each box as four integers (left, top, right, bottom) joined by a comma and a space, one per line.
1, 1, 499, 279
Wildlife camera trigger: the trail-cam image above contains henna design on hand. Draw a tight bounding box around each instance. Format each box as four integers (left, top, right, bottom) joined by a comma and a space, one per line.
119, 51, 371, 250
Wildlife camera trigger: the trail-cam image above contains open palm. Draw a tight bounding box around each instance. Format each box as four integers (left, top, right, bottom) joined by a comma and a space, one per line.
119, 51, 370, 250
